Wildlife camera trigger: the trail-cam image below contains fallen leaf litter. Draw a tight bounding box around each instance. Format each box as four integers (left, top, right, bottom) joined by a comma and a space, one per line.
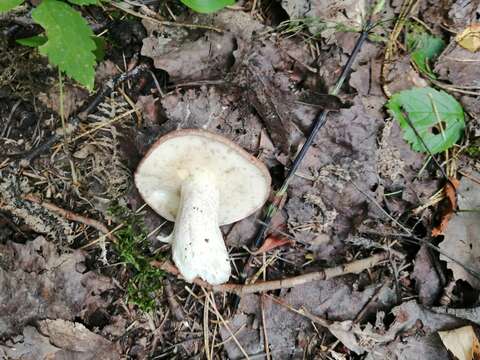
0, 0, 480, 358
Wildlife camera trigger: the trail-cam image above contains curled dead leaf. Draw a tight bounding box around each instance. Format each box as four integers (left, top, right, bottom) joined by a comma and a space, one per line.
438, 325, 480, 360
252, 235, 293, 255
439, 173, 480, 288
432, 178, 459, 236
456, 24, 480, 52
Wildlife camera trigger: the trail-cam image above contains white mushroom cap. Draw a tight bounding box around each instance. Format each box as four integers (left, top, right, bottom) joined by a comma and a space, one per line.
135, 129, 271, 225
134, 129, 271, 284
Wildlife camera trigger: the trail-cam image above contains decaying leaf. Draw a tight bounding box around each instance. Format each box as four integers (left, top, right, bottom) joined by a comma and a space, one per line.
412, 245, 441, 305
38, 84, 88, 119
280, 0, 365, 43
0, 237, 113, 336
439, 173, 480, 288
432, 178, 460, 236
220, 280, 396, 359
456, 24, 480, 52
438, 325, 480, 360
252, 235, 293, 255
365, 301, 468, 360
0, 319, 120, 360
141, 30, 235, 82
435, 42, 480, 88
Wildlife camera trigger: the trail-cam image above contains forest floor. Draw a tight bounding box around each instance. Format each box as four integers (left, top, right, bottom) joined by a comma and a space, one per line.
1, 0, 480, 359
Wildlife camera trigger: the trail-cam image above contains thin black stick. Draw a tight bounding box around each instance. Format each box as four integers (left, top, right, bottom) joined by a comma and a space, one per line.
253, 21, 372, 248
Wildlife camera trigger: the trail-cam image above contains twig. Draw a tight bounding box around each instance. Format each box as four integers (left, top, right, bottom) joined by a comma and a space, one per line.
71, 108, 137, 143
111, 2, 223, 33
265, 293, 331, 328
352, 181, 418, 235
429, 305, 480, 326
260, 294, 271, 360
363, 230, 480, 280
14, 63, 149, 166
152, 251, 403, 295
79, 63, 149, 118
23, 194, 116, 241
203, 290, 251, 359
252, 19, 373, 248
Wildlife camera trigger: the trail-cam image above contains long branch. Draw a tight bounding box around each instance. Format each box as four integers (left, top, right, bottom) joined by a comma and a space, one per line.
152, 250, 403, 295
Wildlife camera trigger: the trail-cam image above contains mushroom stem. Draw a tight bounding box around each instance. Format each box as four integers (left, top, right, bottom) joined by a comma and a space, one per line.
171, 171, 231, 285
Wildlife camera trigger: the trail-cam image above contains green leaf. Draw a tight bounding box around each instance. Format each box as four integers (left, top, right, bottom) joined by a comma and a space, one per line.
0, 0, 24, 12
387, 87, 465, 154
92, 36, 106, 62
18, 35, 105, 61
407, 28, 445, 79
16, 35, 48, 47
32, 0, 97, 90
67, 0, 99, 5
180, 0, 234, 13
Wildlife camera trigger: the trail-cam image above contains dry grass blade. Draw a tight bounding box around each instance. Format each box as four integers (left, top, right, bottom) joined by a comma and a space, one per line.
71, 108, 137, 143
202, 289, 250, 359
203, 288, 211, 360
261, 294, 271, 360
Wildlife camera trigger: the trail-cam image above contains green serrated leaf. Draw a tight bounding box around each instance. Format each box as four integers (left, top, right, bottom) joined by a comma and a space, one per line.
387, 87, 465, 154
67, 0, 99, 5
32, 0, 96, 90
0, 0, 24, 12
407, 28, 445, 79
92, 36, 106, 62
180, 0, 234, 13
16, 35, 48, 47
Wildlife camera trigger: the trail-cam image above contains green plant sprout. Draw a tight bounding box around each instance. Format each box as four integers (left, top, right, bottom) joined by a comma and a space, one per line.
1, 0, 233, 90
406, 23, 445, 79
109, 204, 165, 312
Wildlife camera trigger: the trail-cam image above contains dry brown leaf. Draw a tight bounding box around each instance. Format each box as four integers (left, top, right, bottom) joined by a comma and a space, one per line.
0, 319, 121, 360
141, 31, 235, 82
412, 245, 441, 305
0, 237, 113, 337
38, 84, 88, 119
252, 235, 293, 255
456, 24, 480, 52
432, 178, 459, 236
439, 173, 480, 288
438, 325, 480, 360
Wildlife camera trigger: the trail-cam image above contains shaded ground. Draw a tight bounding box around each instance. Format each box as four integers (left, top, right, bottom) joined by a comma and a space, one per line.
1, 0, 480, 359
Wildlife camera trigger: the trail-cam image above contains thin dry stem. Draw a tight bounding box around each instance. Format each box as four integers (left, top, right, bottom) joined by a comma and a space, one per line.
203, 288, 211, 360
203, 289, 250, 359
261, 294, 271, 360
152, 251, 404, 295
23, 194, 116, 241
111, 2, 223, 33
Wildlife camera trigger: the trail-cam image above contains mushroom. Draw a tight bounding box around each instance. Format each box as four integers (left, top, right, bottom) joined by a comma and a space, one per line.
135, 129, 271, 285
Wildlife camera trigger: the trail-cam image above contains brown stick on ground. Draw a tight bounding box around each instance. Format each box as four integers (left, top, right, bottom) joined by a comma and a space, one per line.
23, 194, 116, 242
151, 250, 404, 295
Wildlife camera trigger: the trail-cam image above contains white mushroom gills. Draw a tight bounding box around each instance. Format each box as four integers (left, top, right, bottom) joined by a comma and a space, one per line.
134, 129, 271, 285
172, 170, 230, 284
